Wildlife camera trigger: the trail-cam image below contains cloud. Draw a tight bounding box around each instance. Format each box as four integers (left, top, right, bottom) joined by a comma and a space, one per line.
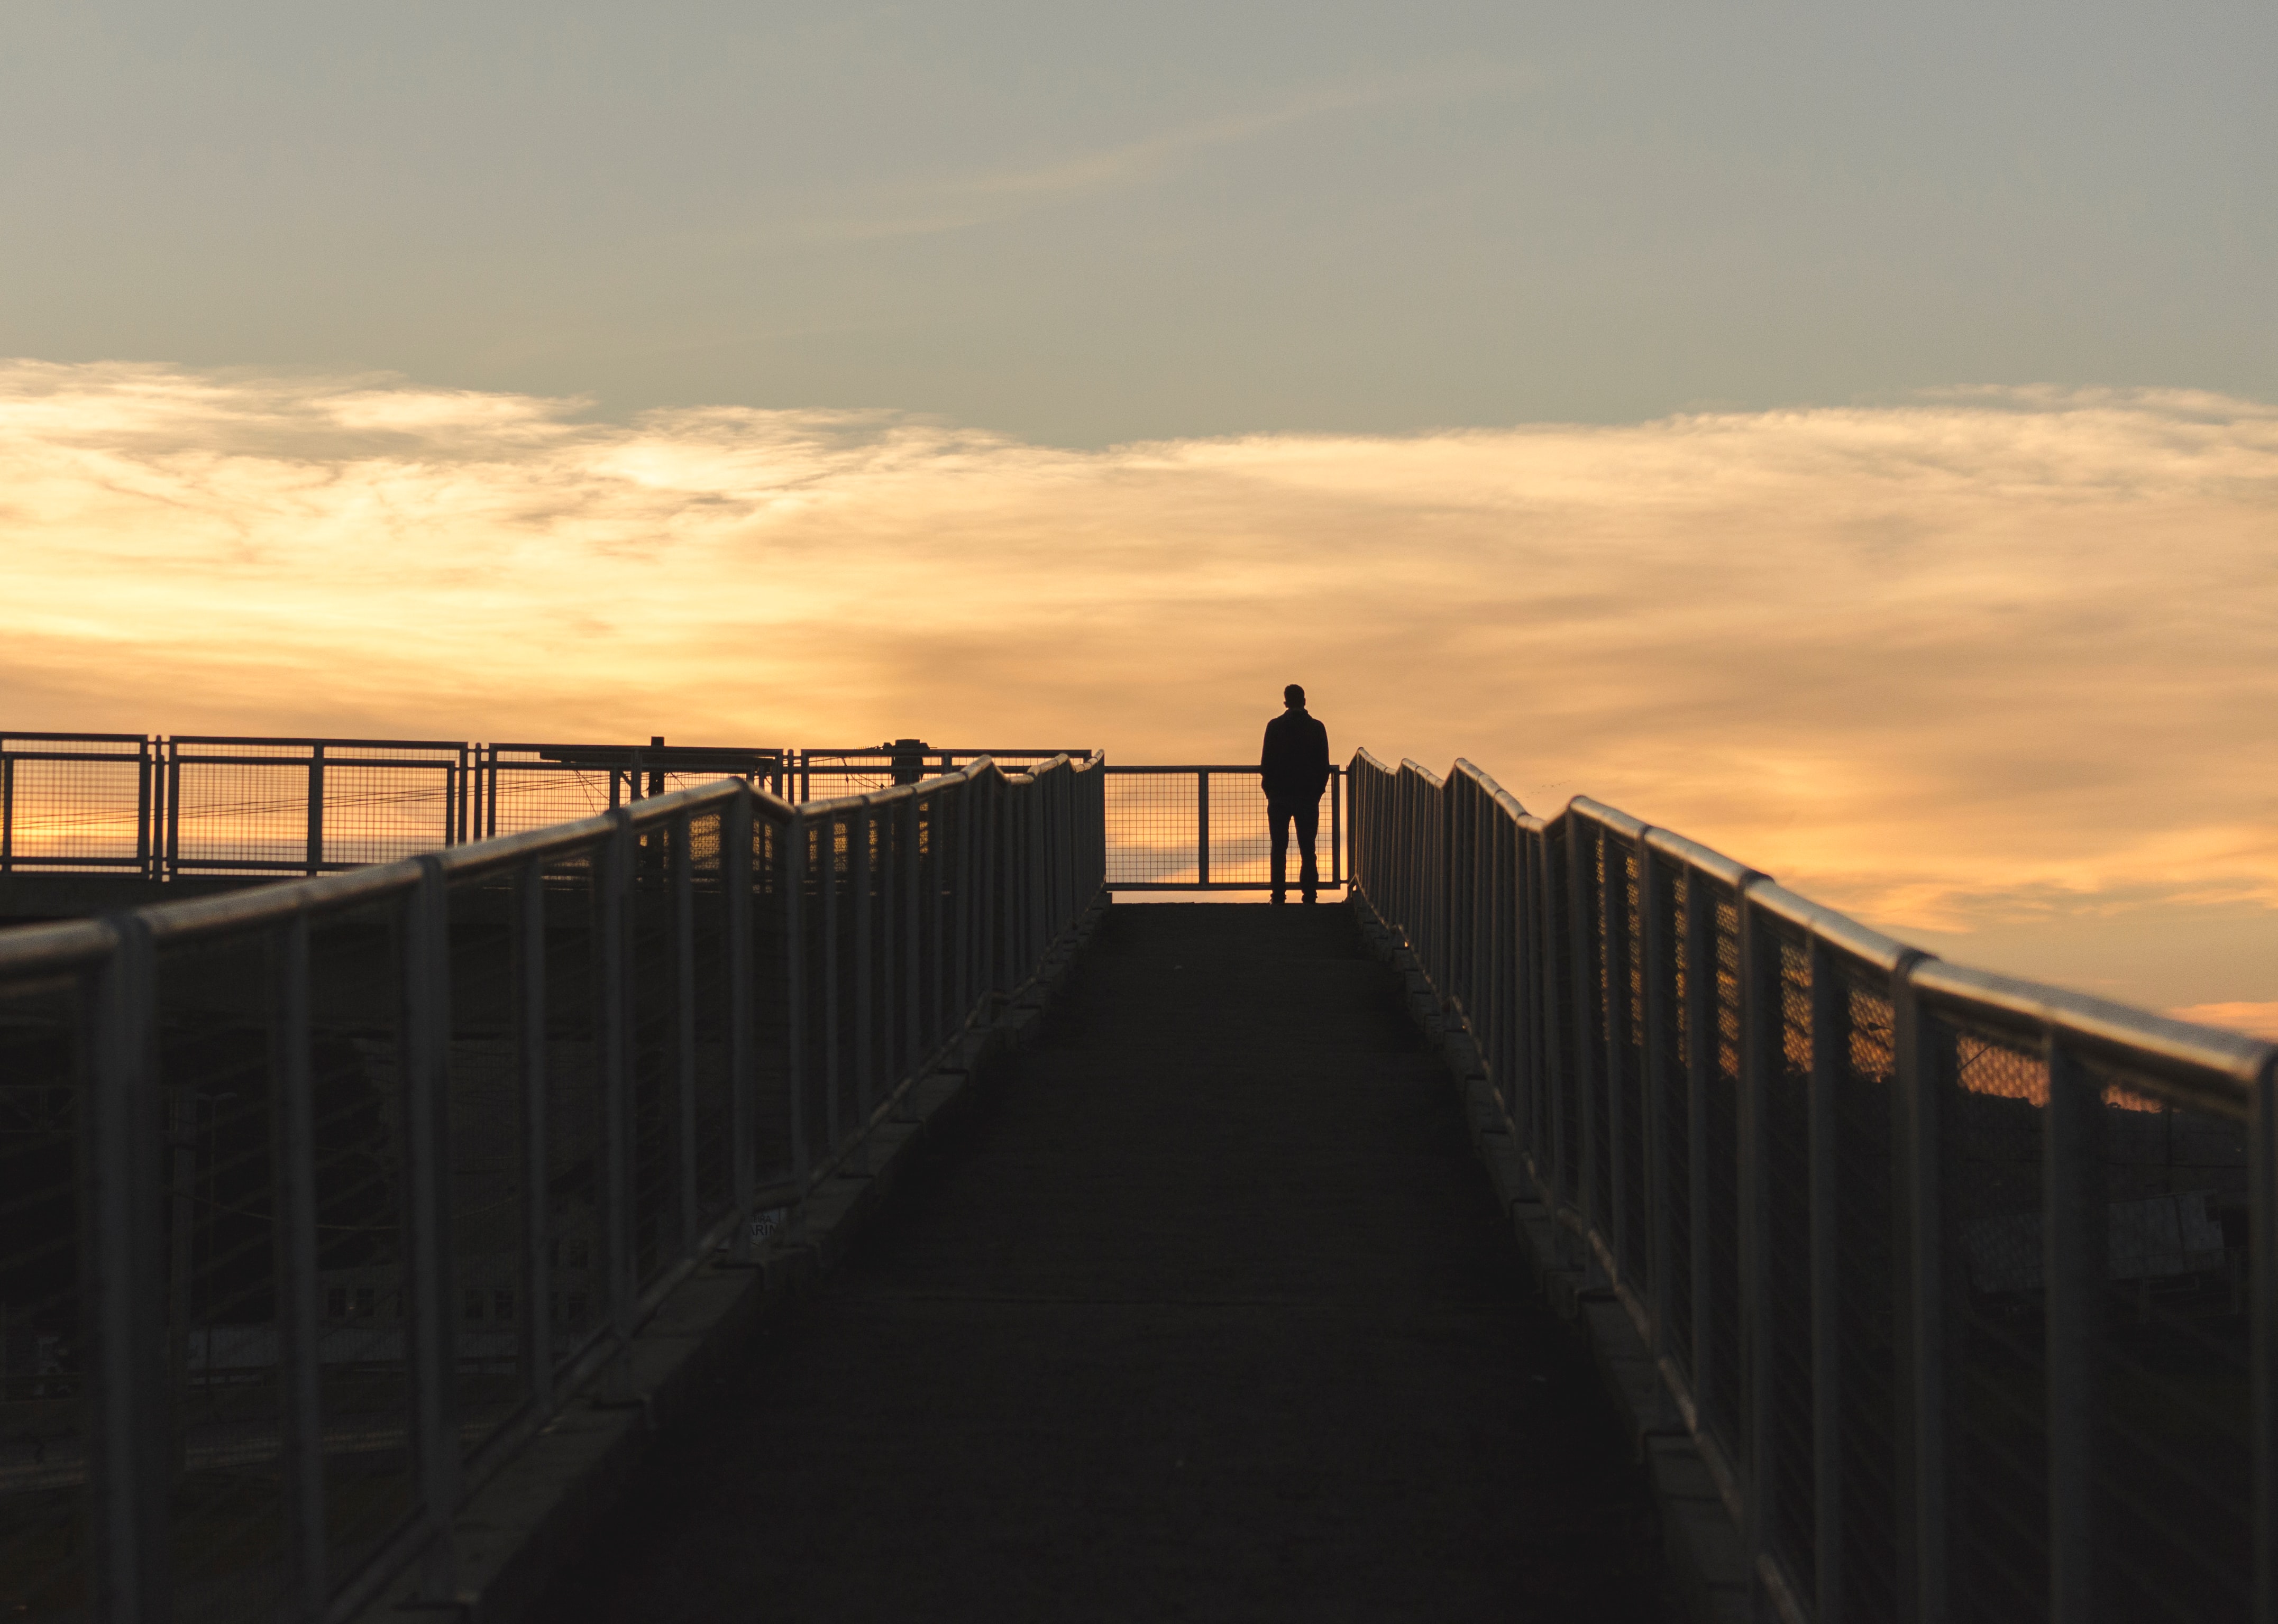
794, 65, 1528, 244
3, 360, 2275, 1006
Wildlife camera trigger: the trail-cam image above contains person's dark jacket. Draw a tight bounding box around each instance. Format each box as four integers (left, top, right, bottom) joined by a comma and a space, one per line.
1261, 708, 1331, 804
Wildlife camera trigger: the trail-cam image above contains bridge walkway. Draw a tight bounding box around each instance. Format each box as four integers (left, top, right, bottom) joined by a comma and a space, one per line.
533, 903, 1672, 1621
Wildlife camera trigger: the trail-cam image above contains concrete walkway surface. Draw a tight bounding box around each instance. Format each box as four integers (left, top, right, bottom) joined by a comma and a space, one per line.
533, 903, 1674, 1622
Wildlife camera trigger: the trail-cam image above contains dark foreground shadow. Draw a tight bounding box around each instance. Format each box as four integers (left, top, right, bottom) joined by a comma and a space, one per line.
530, 904, 1676, 1622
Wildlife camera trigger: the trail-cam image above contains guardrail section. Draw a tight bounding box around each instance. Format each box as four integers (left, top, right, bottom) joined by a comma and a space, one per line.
1101, 766, 1343, 891
0, 751, 1105, 1622
1348, 749, 2278, 1624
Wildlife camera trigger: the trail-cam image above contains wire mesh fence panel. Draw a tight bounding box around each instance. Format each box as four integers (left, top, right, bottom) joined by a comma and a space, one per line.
2090, 1068, 2250, 1624
1205, 772, 1334, 892
170, 762, 313, 874
1835, 962, 1900, 1624
310, 766, 458, 869
0, 744, 149, 872
1764, 926, 1817, 1601
442, 875, 525, 1463
1946, 1022, 2053, 1624
304, 897, 417, 1592
0, 967, 86, 1620
1103, 775, 1200, 886
153, 928, 290, 1624
483, 760, 624, 840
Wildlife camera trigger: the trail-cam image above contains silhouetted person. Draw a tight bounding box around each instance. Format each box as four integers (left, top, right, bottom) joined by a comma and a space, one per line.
1260, 684, 1330, 904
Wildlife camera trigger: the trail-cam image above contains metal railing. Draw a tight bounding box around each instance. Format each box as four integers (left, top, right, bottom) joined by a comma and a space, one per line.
0, 751, 1104, 1622
1350, 749, 2278, 1624
1101, 766, 1344, 891
0, 734, 1340, 896
0, 735, 1092, 880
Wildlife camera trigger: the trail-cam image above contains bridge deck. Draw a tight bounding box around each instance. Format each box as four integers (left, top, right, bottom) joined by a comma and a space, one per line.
535, 904, 1671, 1621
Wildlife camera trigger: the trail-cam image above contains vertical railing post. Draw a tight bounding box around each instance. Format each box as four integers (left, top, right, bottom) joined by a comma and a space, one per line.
821, 812, 841, 1155
1809, 938, 1846, 1624
1736, 888, 1777, 1599
902, 794, 920, 1078
1640, 836, 1674, 1361
2045, 1035, 2106, 1624
135, 738, 153, 878
2254, 1053, 2278, 1624
852, 803, 875, 1118
1893, 965, 1954, 1624
518, 854, 555, 1402
270, 909, 328, 1620
1566, 818, 1602, 1235
1197, 769, 1210, 889
404, 858, 461, 1599
1603, 826, 1633, 1273
305, 742, 325, 876
597, 815, 636, 1402
725, 795, 755, 1265
673, 812, 700, 1257
1683, 868, 1717, 1448
85, 913, 171, 1624
784, 810, 808, 1189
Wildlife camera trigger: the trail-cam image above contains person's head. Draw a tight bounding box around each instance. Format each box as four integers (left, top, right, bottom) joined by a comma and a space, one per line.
1283, 683, 1305, 710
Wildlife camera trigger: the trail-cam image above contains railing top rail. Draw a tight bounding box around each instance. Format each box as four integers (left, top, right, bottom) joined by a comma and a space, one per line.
1451, 758, 1542, 830
169, 733, 471, 750
1102, 763, 1307, 774
1351, 747, 1392, 774
1398, 757, 1446, 791
0, 730, 152, 744
1913, 956, 2274, 1113
0, 914, 118, 977
1639, 823, 1763, 894
1743, 877, 1917, 975
142, 859, 424, 945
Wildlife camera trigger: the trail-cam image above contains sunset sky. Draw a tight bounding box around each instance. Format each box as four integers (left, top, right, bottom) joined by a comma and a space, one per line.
2, 3, 2273, 1026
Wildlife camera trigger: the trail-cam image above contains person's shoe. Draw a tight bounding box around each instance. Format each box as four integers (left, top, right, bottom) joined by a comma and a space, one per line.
1271, 892, 1287, 905
1302, 893, 1317, 905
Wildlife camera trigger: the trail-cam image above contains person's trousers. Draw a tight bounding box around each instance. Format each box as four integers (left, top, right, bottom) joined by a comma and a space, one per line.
1267, 796, 1320, 900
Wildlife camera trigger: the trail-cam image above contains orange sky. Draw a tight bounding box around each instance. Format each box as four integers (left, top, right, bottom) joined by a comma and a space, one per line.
4, 361, 2273, 1023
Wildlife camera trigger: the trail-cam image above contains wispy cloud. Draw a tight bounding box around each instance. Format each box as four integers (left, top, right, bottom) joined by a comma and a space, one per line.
796, 65, 1528, 244
3, 361, 2274, 1009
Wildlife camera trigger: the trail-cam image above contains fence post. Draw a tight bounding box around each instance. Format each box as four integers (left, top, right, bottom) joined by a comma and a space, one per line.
1197, 770, 1210, 888
852, 803, 875, 1118
725, 795, 755, 1266
2255, 1053, 2278, 1624
673, 812, 700, 1257
1684, 868, 1716, 1425
1566, 819, 1602, 1238
821, 812, 841, 1155
1892, 965, 1954, 1624
597, 815, 636, 1403
518, 854, 556, 1402
271, 909, 328, 1621
784, 810, 808, 1190
902, 794, 920, 1078
305, 742, 325, 876
1640, 837, 1674, 1361
1809, 938, 1845, 1624
86, 913, 171, 1624
1603, 825, 1633, 1275
1736, 888, 1776, 1596
403, 858, 461, 1599
2045, 1036, 2105, 1624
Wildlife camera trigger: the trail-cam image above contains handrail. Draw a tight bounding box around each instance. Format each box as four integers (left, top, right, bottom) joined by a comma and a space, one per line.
1348, 747, 2278, 1623
0, 753, 1109, 1621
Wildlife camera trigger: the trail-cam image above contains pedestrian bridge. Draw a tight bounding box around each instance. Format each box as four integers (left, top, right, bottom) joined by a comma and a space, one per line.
0, 737, 2271, 1623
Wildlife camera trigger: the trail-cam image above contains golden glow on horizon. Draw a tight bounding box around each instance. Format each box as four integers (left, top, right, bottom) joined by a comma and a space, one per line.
3, 361, 2274, 1012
